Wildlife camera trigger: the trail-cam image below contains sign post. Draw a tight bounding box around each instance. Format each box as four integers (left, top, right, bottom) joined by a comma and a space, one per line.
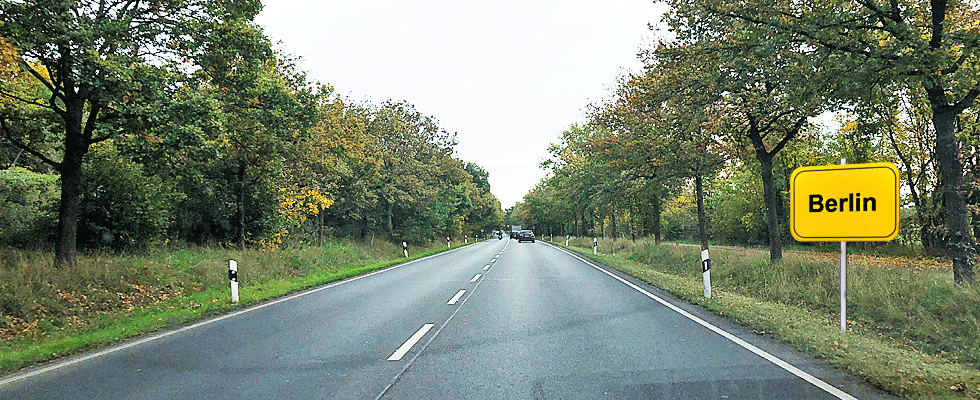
701, 249, 711, 298
228, 260, 239, 303
840, 238, 847, 334
790, 162, 899, 334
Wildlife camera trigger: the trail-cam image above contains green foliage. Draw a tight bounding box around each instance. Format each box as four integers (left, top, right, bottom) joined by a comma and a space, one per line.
0, 167, 58, 247
78, 141, 181, 250
706, 165, 767, 244
661, 189, 699, 241
0, 1, 502, 254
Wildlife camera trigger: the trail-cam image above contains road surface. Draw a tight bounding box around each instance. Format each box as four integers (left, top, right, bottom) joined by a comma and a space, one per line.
0, 239, 894, 399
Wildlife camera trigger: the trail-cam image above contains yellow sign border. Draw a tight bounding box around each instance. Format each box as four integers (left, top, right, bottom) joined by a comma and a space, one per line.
790, 163, 899, 242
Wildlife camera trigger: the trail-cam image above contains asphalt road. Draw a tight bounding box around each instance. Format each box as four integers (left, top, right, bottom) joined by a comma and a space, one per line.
0, 239, 894, 399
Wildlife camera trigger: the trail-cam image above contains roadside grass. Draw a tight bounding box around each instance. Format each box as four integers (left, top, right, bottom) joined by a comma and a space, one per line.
0, 238, 474, 375
561, 236, 980, 400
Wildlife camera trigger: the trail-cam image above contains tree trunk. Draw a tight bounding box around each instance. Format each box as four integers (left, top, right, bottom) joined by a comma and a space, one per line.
886, 121, 941, 253
600, 214, 605, 238
318, 211, 325, 246
652, 195, 662, 245
756, 148, 782, 263
55, 156, 83, 268
237, 161, 247, 249
383, 199, 393, 236
695, 172, 709, 252
53, 96, 89, 268
611, 209, 618, 241
931, 103, 976, 283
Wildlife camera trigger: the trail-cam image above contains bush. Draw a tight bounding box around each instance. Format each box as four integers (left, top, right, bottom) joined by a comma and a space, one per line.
0, 167, 59, 247
78, 141, 182, 250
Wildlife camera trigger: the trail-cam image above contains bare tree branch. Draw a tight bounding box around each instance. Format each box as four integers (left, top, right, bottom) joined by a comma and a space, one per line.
768, 116, 806, 156
1, 119, 62, 168
0, 89, 52, 110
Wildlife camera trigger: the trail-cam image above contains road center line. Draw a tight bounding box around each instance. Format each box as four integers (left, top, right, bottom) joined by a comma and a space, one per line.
470, 274, 482, 282
387, 324, 434, 361
447, 290, 466, 305
546, 243, 858, 400
375, 265, 489, 400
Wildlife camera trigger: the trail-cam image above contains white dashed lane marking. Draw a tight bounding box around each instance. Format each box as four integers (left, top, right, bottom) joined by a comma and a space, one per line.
387, 324, 435, 361
447, 290, 466, 305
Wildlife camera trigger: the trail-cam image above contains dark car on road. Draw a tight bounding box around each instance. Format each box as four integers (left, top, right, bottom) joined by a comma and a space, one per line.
517, 230, 535, 243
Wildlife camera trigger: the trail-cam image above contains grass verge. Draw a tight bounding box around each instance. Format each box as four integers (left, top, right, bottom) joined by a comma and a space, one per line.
559, 237, 980, 400
0, 238, 475, 375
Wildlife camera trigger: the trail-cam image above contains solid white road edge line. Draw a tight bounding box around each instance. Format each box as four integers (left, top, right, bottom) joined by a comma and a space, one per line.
447, 290, 466, 305
387, 324, 435, 361
470, 274, 482, 282
547, 243, 858, 400
0, 242, 482, 387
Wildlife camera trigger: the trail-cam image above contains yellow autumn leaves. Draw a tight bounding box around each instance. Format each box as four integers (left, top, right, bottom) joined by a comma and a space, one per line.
277, 185, 334, 228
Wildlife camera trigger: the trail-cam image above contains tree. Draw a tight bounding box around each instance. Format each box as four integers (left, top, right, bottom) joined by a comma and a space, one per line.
196, 15, 321, 248
598, 52, 726, 251
462, 162, 503, 237
687, 0, 980, 281
0, 0, 257, 267
657, 7, 848, 263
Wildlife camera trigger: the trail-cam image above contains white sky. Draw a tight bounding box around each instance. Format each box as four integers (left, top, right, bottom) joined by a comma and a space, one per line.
254, 0, 668, 208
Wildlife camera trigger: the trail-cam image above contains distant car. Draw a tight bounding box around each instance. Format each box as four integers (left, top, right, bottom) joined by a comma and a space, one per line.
517, 230, 535, 243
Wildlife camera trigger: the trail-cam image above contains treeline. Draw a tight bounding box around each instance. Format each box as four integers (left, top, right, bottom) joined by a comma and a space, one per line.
0, 1, 502, 266
512, 0, 980, 283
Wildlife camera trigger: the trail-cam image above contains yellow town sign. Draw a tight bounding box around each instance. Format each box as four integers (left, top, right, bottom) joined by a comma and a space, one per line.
790, 163, 899, 242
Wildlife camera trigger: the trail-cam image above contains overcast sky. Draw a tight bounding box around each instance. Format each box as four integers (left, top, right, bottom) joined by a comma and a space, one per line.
254, 0, 668, 208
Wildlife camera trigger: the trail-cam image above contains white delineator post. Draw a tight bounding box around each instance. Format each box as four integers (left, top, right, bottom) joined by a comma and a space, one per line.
593, 238, 598, 255
403, 241, 409, 258
228, 260, 239, 303
840, 158, 847, 334
701, 249, 712, 298
465, 235, 468, 244
565, 235, 569, 247
447, 237, 451, 248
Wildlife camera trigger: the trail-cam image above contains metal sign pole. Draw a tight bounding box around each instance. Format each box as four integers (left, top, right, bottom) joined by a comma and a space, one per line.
839, 158, 847, 334
841, 240, 847, 334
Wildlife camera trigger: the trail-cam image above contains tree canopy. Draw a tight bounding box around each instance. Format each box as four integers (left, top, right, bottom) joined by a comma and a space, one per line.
0, 1, 503, 259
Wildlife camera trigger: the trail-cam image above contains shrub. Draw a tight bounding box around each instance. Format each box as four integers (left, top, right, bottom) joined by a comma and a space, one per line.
0, 167, 59, 247
78, 141, 182, 250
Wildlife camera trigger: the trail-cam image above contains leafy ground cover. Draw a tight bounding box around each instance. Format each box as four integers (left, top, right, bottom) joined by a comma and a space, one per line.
0, 239, 471, 374
553, 236, 980, 400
